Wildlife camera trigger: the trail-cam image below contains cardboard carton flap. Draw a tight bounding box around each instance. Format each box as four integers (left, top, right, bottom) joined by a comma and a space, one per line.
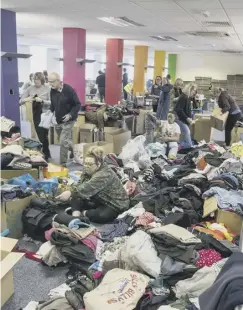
79, 124, 96, 130
203, 197, 218, 218
0, 237, 19, 253
0, 252, 24, 279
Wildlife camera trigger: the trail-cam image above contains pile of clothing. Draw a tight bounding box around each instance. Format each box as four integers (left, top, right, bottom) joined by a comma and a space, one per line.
20, 137, 243, 310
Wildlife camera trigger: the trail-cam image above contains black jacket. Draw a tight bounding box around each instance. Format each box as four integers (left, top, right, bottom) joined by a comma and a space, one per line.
50, 84, 80, 124
151, 84, 163, 97
175, 93, 192, 125
122, 73, 128, 86
96, 74, 105, 88
218, 91, 240, 114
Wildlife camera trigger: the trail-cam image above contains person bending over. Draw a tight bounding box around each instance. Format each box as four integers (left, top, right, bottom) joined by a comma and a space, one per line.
218, 89, 242, 146
156, 112, 181, 160
56, 146, 130, 224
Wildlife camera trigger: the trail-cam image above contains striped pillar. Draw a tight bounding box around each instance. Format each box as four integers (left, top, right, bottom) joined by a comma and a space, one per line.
133, 46, 148, 94
63, 28, 86, 105
153, 50, 166, 82
168, 54, 177, 84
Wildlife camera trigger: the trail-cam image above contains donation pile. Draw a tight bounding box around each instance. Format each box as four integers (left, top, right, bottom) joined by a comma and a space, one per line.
12, 137, 243, 310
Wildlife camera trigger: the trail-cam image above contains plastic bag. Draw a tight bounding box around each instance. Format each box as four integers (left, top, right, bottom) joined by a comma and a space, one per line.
119, 135, 146, 163
73, 143, 86, 165
33, 177, 59, 195
8, 173, 37, 190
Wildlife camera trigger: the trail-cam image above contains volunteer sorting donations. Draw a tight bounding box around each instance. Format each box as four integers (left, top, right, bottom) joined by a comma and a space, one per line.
2, 61, 243, 310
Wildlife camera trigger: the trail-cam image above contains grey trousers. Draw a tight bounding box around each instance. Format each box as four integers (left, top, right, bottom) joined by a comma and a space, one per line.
55, 121, 74, 165
161, 142, 179, 159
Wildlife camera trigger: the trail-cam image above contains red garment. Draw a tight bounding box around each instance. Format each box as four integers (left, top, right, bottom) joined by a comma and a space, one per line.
81, 234, 98, 252
136, 212, 154, 227
196, 249, 222, 267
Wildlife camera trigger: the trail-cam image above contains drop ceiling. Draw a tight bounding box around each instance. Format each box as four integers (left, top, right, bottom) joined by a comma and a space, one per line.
1, 0, 243, 54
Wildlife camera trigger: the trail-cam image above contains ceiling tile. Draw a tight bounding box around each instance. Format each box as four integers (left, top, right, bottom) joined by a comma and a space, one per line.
174, 0, 222, 10
221, 0, 243, 9
133, 0, 180, 10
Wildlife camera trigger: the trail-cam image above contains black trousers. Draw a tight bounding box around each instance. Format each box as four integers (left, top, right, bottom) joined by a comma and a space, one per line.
33, 111, 51, 158
225, 112, 242, 146
71, 197, 118, 224
98, 87, 105, 103
152, 104, 158, 113
123, 87, 128, 100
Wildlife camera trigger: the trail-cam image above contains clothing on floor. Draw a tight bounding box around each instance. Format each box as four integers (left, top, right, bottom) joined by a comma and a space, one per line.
99, 219, 131, 242
52, 222, 95, 241
136, 212, 154, 226
36, 241, 67, 267
55, 121, 75, 165
36, 296, 73, 310
160, 254, 186, 277
199, 252, 243, 310
48, 283, 71, 299
195, 249, 222, 267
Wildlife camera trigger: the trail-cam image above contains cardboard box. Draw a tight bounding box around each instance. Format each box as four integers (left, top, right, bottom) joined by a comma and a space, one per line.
134, 109, 151, 135
105, 129, 131, 154
203, 197, 243, 234
77, 115, 85, 126
79, 124, 98, 143
72, 123, 80, 144
211, 107, 229, 131
83, 141, 114, 158
194, 117, 212, 142
1, 195, 35, 238
0, 237, 24, 307
1, 169, 39, 180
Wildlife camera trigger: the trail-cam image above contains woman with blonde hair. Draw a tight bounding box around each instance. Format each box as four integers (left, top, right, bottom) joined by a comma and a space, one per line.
170, 78, 184, 112
175, 83, 197, 148
20, 72, 51, 159
56, 146, 130, 223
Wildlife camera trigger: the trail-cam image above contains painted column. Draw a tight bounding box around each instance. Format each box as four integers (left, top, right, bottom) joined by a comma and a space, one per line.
1, 9, 20, 125
133, 46, 148, 94
168, 54, 177, 83
63, 28, 86, 104
47, 48, 61, 75
153, 50, 166, 82
106, 39, 124, 105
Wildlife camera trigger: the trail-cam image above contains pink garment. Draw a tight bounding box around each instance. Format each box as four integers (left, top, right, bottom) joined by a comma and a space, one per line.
136, 212, 154, 227
124, 180, 137, 196
93, 271, 103, 279
196, 249, 222, 267
45, 228, 56, 241
81, 234, 98, 252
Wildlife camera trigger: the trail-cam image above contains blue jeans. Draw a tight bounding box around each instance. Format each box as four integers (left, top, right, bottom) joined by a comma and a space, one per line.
177, 120, 193, 148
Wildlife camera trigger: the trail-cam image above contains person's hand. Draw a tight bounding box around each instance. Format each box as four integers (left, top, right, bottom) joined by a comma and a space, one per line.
35, 97, 43, 103
187, 118, 193, 124
23, 96, 33, 103
62, 114, 72, 122
56, 190, 72, 201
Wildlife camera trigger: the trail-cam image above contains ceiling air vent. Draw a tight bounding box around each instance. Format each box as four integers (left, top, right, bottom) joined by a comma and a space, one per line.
150, 36, 178, 41
221, 50, 243, 54
98, 16, 145, 27
201, 21, 231, 27
187, 31, 230, 37
118, 17, 145, 27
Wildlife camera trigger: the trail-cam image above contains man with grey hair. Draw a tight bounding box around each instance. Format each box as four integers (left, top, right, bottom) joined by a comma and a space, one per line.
49, 72, 81, 166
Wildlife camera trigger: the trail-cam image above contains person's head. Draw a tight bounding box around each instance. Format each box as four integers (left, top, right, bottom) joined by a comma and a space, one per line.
43, 70, 48, 77
167, 74, 171, 80
168, 112, 176, 124
162, 77, 168, 86
155, 76, 162, 85
84, 146, 104, 176
123, 68, 127, 73
33, 72, 45, 88
183, 83, 197, 98
174, 78, 184, 89
98, 70, 103, 75
48, 72, 62, 89
29, 73, 34, 82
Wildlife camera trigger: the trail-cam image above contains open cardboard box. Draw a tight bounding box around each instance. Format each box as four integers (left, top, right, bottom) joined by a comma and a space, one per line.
79, 124, 98, 144
203, 197, 243, 234
0, 237, 24, 307
1, 168, 39, 180
211, 107, 229, 131
104, 128, 131, 154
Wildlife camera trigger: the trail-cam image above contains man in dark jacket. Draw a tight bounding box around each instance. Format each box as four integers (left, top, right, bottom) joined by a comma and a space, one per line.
49, 72, 80, 166
96, 70, 105, 102
218, 90, 242, 146
122, 68, 128, 100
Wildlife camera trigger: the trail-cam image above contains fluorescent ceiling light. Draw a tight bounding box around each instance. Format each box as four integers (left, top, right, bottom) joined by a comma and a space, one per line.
98, 17, 144, 27
150, 36, 177, 42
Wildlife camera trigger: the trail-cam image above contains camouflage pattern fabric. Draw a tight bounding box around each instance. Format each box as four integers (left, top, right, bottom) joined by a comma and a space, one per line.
72, 164, 130, 213
85, 105, 107, 129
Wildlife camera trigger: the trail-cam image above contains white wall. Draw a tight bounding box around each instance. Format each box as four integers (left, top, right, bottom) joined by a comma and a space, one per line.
17, 45, 31, 82
30, 46, 47, 73
46, 48, 61, 75
177, 53, 243, 81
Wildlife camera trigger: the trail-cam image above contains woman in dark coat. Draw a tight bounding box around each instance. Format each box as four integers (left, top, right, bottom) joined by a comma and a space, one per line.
151, 76, 163, 113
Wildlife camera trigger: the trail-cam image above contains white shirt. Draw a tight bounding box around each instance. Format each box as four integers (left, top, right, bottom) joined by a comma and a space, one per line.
160, 121, 181, 137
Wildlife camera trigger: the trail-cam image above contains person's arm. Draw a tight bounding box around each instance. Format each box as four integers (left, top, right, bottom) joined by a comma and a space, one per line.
42, 88, 51, 110
69, 87, 81, 120
164, 133, 180, 143
50, 90, 55, 112
73, 170, 112, 199
20, 87, 32, 104
218, 93, 231, 113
